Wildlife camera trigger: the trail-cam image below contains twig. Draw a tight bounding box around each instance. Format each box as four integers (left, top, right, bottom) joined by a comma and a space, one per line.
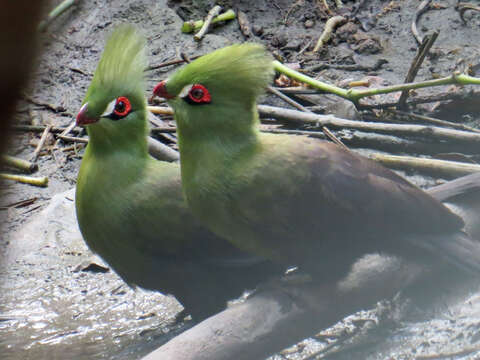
261, 128, 434, 154
457, 2, 480, 23
0, 197, 38, 211
391, 110, 480, 133
427, 172, 480, 202
147, 137, 179, 162
31, 125, 53, 162
182, 9, 236, 34
398, 32, 438, 108
147, 122, 452, 155
0, 173, 48, 187
69, 67, 92, 77
38, 0, 76, 32
23, 94, 66, 113
237, 10, 251, 38
322, 126, 349, 151
257, 105, 480, 145
296, 38, 313, 58
11, 124, 77, 134
358, 91, 480, 110
147, 106, 174, 115
54, 120, 77, 147
267, 86, 347, 149
148, 104, 480, 148
284, 0, 303, 25
56, 134, 88, 143
194, 6, 222, 41
180, 52, 191, 64
147, 55, 202, 71
1, 155, 38, 173
313, 15, 346, 52
274, 60, 480, 106
271, 87, 318, 95
320, 0, 331, 14
267, 86, 312, 113
304, 58, 388, 73
29, 109, 42, 126
411, 0, 433, 44
39, 124, 178, 162
150, 127, 178, 134
148, 112, 177, 144
370, 153, 480, 178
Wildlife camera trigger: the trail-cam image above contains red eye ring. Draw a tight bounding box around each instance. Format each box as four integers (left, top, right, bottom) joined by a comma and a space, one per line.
188, 84, 211, 104
113, 96, 132, 117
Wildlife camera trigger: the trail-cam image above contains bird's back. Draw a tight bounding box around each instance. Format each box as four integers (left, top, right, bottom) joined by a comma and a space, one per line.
186, 132, 465, 277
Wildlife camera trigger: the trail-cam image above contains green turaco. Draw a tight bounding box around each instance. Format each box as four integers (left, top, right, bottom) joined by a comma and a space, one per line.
153, 43, 480, 280
75, 26, 282, 320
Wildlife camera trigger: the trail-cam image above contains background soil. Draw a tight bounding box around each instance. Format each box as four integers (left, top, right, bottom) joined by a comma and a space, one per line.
2, 0, 480, 359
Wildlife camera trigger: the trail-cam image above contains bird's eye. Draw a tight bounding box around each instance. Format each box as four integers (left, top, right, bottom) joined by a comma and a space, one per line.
191, 87, 204, 99
113, 96, 131, 117
186, 84, 211, 104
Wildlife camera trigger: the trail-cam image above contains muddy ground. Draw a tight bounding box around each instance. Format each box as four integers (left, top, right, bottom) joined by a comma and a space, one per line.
2, 0, 480, 359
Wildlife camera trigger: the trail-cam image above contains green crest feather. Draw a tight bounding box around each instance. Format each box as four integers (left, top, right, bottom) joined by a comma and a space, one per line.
167, 43, 274, 104
84, 24, 146, 105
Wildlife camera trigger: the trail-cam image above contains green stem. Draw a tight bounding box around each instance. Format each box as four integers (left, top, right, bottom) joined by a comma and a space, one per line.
350, 75, 459, 101
274, 62, 480, 106
0, 173, 48, 187
1, 155, 38, 173
273, 61, 349, 99
38, 0, 76, 32
182, 9, 236, 34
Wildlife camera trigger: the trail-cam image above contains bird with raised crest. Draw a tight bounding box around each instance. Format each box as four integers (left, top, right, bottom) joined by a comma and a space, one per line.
75, 26, 282, 321
152, 43, 480, 281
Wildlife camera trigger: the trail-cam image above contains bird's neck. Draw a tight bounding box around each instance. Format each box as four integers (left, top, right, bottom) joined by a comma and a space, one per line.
177, 107, 261, 187
86, 126, 149, 160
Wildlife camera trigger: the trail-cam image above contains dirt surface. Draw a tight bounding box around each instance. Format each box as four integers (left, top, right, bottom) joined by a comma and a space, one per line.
2, 0, 480, 359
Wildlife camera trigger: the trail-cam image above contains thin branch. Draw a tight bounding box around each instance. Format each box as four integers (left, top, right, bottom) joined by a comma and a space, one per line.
274, 60, 480, 105
181, 9, 236, 34
391, 110, 480, 133
411, 0, 433, 44
54, 120, 77, 147
147, 55, 202, 71
38, 0, 76, 32
23, 94, 66, 113
457, 2, 480, 23
56, 134, 87, 143
194, 5, 222, 41
267, 86, 312, 113
31, 125, 53, 162
370, 153, 480, 178
313, 16, 346, 52
322, 126, 349, 151
237, 10, 252, 38
304, 58, 388, 73
257, 105, 480, 145
0, 173, 48, 187
1, 155, 38, 173
397, 31, 438, 108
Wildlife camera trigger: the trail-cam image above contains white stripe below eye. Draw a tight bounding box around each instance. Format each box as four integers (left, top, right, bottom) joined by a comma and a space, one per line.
179, 84, 193, 98
101, 99, 116, 117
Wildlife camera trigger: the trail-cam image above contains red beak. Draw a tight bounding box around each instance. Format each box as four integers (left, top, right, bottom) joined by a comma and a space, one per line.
152, 80, 175, 100
76, 103, 99, 126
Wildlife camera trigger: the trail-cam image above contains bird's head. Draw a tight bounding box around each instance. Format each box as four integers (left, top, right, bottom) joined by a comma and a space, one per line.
76, 24, 148, 151
152, 43, 274, 138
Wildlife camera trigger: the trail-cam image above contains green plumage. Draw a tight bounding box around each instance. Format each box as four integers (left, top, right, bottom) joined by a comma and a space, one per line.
160, 43, 480, 279
75, 27, 281, 320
